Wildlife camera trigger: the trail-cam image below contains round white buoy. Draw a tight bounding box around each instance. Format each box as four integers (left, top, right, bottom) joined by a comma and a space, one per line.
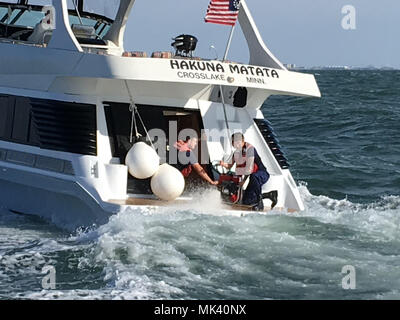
125, 142, 160, 179
151, 164, 185, 201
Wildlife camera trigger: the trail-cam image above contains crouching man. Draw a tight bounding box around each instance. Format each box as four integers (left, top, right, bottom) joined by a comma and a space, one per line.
220, 133, 277, 211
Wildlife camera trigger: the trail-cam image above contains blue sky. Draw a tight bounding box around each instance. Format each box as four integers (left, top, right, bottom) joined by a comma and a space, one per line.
124, 0, 400, 68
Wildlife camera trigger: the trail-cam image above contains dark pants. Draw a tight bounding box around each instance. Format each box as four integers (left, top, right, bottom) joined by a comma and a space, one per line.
242, 170, 270, 205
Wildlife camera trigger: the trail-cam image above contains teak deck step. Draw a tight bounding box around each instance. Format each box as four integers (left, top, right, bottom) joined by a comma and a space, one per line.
108, 196, 289, 213
107, 197, 192, 206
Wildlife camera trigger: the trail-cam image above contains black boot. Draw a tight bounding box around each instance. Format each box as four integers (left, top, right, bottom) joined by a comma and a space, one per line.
251, 195, 264, 211
262, 191, 278, 209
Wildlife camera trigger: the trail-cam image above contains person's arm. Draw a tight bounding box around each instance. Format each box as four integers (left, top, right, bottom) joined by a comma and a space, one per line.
220, 161, 234, 170
192, 163, 219, 185
188, 151, 218, 185
220, 154, 235, 170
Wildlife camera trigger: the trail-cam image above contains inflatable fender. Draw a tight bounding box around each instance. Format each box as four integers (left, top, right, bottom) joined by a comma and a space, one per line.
125, 142, 160, 179
151, 164, 185, 201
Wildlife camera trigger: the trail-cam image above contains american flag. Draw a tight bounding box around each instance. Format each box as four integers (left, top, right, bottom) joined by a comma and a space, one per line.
205, 0, 241, 26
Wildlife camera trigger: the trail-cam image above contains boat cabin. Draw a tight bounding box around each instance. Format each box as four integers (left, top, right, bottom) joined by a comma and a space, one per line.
0, 0, 126, 54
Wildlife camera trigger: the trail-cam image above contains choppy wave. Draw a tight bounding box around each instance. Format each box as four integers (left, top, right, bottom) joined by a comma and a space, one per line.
1, 185, 399, 300
264, 70, 400, 204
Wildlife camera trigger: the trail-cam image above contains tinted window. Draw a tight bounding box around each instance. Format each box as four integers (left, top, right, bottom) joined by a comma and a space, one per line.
12, 97, 31, 142
0, 94, 96, 154
0, 96, 15, 140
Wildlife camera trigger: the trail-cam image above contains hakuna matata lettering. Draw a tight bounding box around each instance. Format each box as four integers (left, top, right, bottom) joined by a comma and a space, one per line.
170, 60, 279, 78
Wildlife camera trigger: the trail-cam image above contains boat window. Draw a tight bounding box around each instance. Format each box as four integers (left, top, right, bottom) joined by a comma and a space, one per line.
66, 0, 117, 40
0, 1, 52, 25
82, 0, 119, 20
0, 95, 39, 146
0, 93, 97, 154
0, 1, 52, 42
0, 1, 116, 43
0, 0, 18, 4
0, 96, 13, 139
68, 14, 111, 39
1, 8, 46, 28
11, 97, 31, 143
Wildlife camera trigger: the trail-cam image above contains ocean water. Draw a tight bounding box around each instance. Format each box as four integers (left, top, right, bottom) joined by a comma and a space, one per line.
0, 70, 399, 300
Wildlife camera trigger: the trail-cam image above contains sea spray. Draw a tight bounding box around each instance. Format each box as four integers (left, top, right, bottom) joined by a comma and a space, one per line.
0, 184, 399, 299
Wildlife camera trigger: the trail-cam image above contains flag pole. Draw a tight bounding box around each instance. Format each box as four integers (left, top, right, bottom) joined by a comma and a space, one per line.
222, 1, 242, 61
221, 20, 235, 152
223, 24, 236, 61
221, 23, 236, 154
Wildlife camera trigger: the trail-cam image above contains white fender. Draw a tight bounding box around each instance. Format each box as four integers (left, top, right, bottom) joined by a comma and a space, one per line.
151, 164, 185, 201
125, 142, 160, 179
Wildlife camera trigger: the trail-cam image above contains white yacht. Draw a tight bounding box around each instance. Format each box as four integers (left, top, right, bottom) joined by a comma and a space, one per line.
0, 0, 320, 230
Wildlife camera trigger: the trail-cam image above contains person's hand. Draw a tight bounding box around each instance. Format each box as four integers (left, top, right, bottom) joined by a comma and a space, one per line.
210, 180, 219, 186
219, 161, 227, 169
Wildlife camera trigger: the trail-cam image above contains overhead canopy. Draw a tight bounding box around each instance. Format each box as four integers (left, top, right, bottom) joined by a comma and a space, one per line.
0, 1, 120, 20
66, 0, 120, 20
0, 1, 52, 6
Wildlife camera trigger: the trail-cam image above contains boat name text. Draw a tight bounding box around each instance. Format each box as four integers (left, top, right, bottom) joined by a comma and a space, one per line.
170, 59, 279, 79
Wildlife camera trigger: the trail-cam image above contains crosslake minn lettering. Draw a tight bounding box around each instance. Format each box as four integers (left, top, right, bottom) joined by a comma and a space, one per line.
170, 59, 279, 85
154, 304, 247, 318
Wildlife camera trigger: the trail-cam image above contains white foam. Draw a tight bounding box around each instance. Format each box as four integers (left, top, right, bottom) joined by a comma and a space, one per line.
297, 185, 400, 240
2, 186, 400, 300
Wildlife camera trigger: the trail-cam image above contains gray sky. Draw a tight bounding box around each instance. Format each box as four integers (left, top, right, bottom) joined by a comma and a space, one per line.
123, 0, 400, 68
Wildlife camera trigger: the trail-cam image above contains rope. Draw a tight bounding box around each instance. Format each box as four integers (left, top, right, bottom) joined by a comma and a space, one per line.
129, 103, 139, 143
135, 108, 155, 149
124, 80, 155, 149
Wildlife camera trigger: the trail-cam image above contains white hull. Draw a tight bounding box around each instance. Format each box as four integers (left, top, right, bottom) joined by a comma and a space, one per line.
0, 164, 117, 230
0, 0, 320, 230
